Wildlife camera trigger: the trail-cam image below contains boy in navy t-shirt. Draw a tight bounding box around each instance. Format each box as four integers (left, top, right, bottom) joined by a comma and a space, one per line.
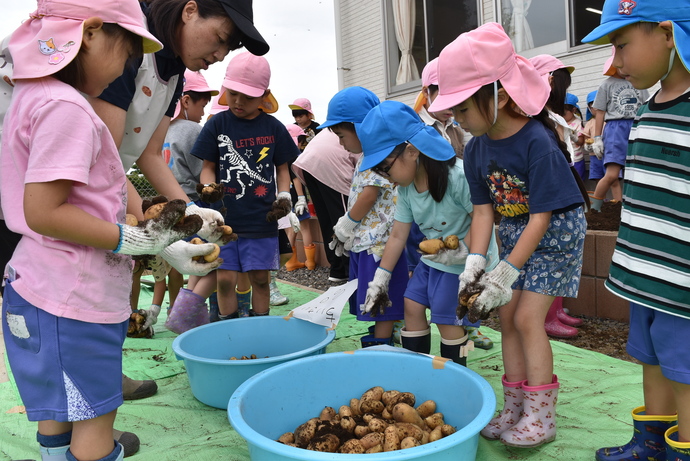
193, 52, 299, 319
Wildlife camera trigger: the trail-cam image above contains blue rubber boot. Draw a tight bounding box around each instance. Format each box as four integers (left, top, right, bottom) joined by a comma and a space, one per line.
666, 426, 690, 461
596, 406, 676, 460
236, 288, 252, 317
360, 334, 394, 348
208, 292, 219, 323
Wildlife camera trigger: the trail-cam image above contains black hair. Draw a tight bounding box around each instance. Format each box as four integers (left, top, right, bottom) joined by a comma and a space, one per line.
55, 23, 143, 91
292, 109, 310, 118
327, 121, 356, 133
470, 82, 590, 208
148, 0, 242, 57
547, 68, 571, 117
185, 89, 213, 103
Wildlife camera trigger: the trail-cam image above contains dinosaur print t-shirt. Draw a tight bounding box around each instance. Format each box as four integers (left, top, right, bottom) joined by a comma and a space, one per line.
192, 111, 300, 237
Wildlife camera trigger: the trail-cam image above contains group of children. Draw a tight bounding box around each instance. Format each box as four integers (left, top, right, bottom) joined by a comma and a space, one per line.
1, 0, 689, 459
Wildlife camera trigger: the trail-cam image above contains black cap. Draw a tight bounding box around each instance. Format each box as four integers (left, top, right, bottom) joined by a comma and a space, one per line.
218, 0, 269, 56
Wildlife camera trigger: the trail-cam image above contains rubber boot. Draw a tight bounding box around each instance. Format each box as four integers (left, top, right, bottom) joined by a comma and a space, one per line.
553, 296, 583, 327
500, 375, 559, 447
590, 195, 604, 212
164, 288, 209, 334
268, 272, 288, 306
481, 375, 525, 440
237, 287, 253, 315
440, 334, 472, 367
360, 334, 394, 348
304, 244, 317, 270
400, 327, 431, 354
248, 309, 269, 316
38, 431, 71, 461
465, 326, 494, 350
208, 292, 219, 323
285, 252, 305, 271
596, 406, 676, 460
545, 299, 578, 338
666, 426, 690, 461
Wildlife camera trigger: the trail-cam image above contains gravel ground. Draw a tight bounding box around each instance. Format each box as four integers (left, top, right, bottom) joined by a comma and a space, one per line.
277, 266, 633, 363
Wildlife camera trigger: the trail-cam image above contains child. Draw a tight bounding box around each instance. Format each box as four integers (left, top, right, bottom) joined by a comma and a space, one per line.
289, 98, 321, 147
0, 2, 202, 460
565, 93, 586, 180
590, 46, 649, 211
360, 100, 500, 365
193, 52, 299, 319
321, 87, 406, 347
582, 90, 605, 184
583, 3, 690, 459
429, 23, 588, 447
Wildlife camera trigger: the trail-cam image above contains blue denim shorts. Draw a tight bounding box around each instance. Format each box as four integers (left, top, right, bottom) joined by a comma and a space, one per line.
348, 250, 406, 322
219, 236, 279, 272
498, 207, 586, 298
603, 119, 633, 167
2, 282, 126, 422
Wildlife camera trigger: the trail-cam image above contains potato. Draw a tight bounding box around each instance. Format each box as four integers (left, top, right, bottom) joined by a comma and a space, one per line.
319, 406, 336, 421
428, 426, 443, 443
294, 418, 318, 446
416, 400, 437, 418
143, 202, 167, 220
366, 444, 383, 454
401, 436, 421, 449
424, 412, 445, 430
360, 386, 384, 403
307, 434, 340, 452
202, 243, 221, 262
443, 234, 460, 250
419, 238, 445, 254
340, 416, 356, 433
381, 390, 401, 407
394, 422, 424, 441
349, 398, 362, 416
381, 407, 393, 420
392, 403, 425, 428
441, 424, 456, 437
359, 432, 384, 450
277, 432, 294, 444
338, 405, 352, 418
360, 399, 384, 414
368, 418, 388, 433
339, 438, 365, 454
362, 413, 374, 424
354, 425, 371, 438
125, 214, 138, 226
383, 425, 400, 452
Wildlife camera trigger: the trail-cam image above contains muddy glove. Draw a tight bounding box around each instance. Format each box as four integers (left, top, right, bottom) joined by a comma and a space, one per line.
422, 241, 469, 266
362, 267, 392, 316
467, 260, 520, 323
294, 195, 308, 216
334, 213, 359, 247
287, 211, 301, 233
267, 191, 292, 222
114, 201, 200, 255
196, 183, 224, 204
456, 253, 487, 320
142, 304, 161, 330
185, 204, 225, 243
159, 240, 223, 276
592, 136, 604, 160
583, 140, 594, 153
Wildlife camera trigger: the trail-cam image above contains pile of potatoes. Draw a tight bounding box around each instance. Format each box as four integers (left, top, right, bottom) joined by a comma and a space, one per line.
276, 386, 455, 454
229, 354, 266, 360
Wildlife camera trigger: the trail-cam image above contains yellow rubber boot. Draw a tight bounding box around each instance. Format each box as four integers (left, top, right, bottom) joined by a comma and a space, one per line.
285, 252, 305, 271
304, 244, 317, 270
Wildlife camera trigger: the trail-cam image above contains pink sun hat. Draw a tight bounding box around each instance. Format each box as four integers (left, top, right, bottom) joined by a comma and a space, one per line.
429, 22, 549, 116
285, 124, 306, 146
288, 97, 314, 117
173, 70, 219, 119
603, 46, 617, 76
9, 0, 162, 80
413, 58, 439, 113
218, 51, 278, 113
529, 54, 575, 83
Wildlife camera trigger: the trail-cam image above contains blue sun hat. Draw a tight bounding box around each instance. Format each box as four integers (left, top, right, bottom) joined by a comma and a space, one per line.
565, 93, 580, 111
319, 86, 380, 132
586, 90, 597, 120
358, 100, 455, 172
582, 1, 690, 72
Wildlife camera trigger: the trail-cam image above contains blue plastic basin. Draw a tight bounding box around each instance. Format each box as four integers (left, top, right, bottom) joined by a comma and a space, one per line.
172, 316, 336, 409
228, 349, 496, 460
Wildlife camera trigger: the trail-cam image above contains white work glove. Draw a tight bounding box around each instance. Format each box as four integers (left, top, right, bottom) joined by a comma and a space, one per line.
467, 260, 520, 323
456, 253, 488, 320
334, 213, 359, 246
328, 235, 349, 258
159, 240, 222, 276
294, 195, 308, 216
421, 241, 469, 266
583, 140, 594, 153
185, 204, 225, 243
592, 136, 604, 160
287, 211, 301, 233
142, 304, 161, 330
362, 267, 392, 316
114, 201, 199, 256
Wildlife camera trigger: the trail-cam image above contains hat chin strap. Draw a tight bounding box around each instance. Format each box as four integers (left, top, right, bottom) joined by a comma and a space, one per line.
661, 48, 676, 81
492, 81, 499, 126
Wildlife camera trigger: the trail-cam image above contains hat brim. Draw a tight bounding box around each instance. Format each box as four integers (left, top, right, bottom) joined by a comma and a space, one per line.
218, 87, 278, 114
427, 83, 482, 113
221, 5, 269, 56
582, 17, 636, 44
412, 89, 427, 113
220, 79, 265, 100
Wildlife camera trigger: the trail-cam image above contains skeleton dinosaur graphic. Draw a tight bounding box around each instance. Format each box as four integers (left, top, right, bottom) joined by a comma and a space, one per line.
217, 133, 271, 199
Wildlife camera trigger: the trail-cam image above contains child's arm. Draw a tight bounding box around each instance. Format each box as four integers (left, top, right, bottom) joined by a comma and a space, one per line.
275, 163, 292, 198
200, 160, 217, 186
592, 110, 605, 159
333, 186, 379, 246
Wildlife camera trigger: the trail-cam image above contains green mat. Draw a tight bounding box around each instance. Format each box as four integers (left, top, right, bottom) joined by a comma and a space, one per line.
1, 279, 641, 460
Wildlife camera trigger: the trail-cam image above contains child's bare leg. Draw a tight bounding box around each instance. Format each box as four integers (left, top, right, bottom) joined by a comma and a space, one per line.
216, 269, 239, 316
403, 298, 428, 331
70, 410, 118, 460
237, 272, 251, 293
512, 290, 554, 386
152, 280, 166, 307
593, 164, 623, 200
300, 222, 313, 247
498, 293, 526, 381
437, 323, 466, 341
671, 380, 690, 442
643, 363, 676, 415
130, 262, 144, 311
373, 319, 394, 338
611, 178, 623, 202
248, 270, 270, 314
192, 272, 218, 299
167, 268, 184, 306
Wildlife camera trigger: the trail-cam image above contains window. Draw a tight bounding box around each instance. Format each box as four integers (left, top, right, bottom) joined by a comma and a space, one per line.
496, 0, 604, 57
384, 0, 480, 95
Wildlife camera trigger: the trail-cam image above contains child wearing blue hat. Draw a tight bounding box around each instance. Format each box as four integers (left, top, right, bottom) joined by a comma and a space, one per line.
583, 1, 690, 459
564, 93, 586, 180
359, 100, 499, 365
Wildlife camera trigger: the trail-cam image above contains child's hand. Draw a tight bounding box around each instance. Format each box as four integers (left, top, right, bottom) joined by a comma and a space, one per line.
328, 235, 349, 257
185, 205, 226, 243
362, 267, 392, 316
142, 304, 161, 330
294, 195, 308, 215
287, 212, 301, 233
196, 182, 224, 203
333, 213, 359, 246
159, 240, 223, 276
466, 260, 520, 323
266, 192, 292, 222
592, 136, 604, 160
421, 241, 468, 266
457, 254, 487, 319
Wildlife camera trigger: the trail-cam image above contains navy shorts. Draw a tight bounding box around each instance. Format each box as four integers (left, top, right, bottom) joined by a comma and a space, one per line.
404, 263, 461, 326
499, 207, 586, 298
219, 236, 279, 272
2, 282, 126, 422
627, 303, 690, 384
348, 251, 406, 322
603, 119, 633, 167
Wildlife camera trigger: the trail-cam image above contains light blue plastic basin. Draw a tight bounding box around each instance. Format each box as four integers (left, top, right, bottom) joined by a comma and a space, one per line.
228, 349, 496, 460
172, 316, 336, 409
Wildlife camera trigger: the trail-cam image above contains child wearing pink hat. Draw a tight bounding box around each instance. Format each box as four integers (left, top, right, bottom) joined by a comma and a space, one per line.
0, 1, 203, 460
289, 97, 321, 146
429, 22, 590, 448
193, 52, 300, 319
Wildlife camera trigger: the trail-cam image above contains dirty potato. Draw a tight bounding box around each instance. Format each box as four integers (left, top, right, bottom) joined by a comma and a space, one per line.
419, 238, 445, 254
307, 434, 340, 452
443, 234, 460, 250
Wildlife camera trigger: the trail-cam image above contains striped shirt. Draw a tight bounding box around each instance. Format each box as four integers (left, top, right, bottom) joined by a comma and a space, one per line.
605, 91, 690, 317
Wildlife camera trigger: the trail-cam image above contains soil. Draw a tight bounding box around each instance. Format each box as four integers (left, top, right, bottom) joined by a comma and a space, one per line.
278, 201, 634, 363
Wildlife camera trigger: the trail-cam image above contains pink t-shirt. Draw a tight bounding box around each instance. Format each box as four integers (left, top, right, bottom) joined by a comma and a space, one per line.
1, 78, 132, 324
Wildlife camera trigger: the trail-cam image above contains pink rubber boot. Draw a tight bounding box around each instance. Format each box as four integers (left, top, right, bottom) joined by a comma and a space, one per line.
500, 375, 559, 447
553, 296, 583, 327
545, 299, 578, 338
480, 375, 525, 440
